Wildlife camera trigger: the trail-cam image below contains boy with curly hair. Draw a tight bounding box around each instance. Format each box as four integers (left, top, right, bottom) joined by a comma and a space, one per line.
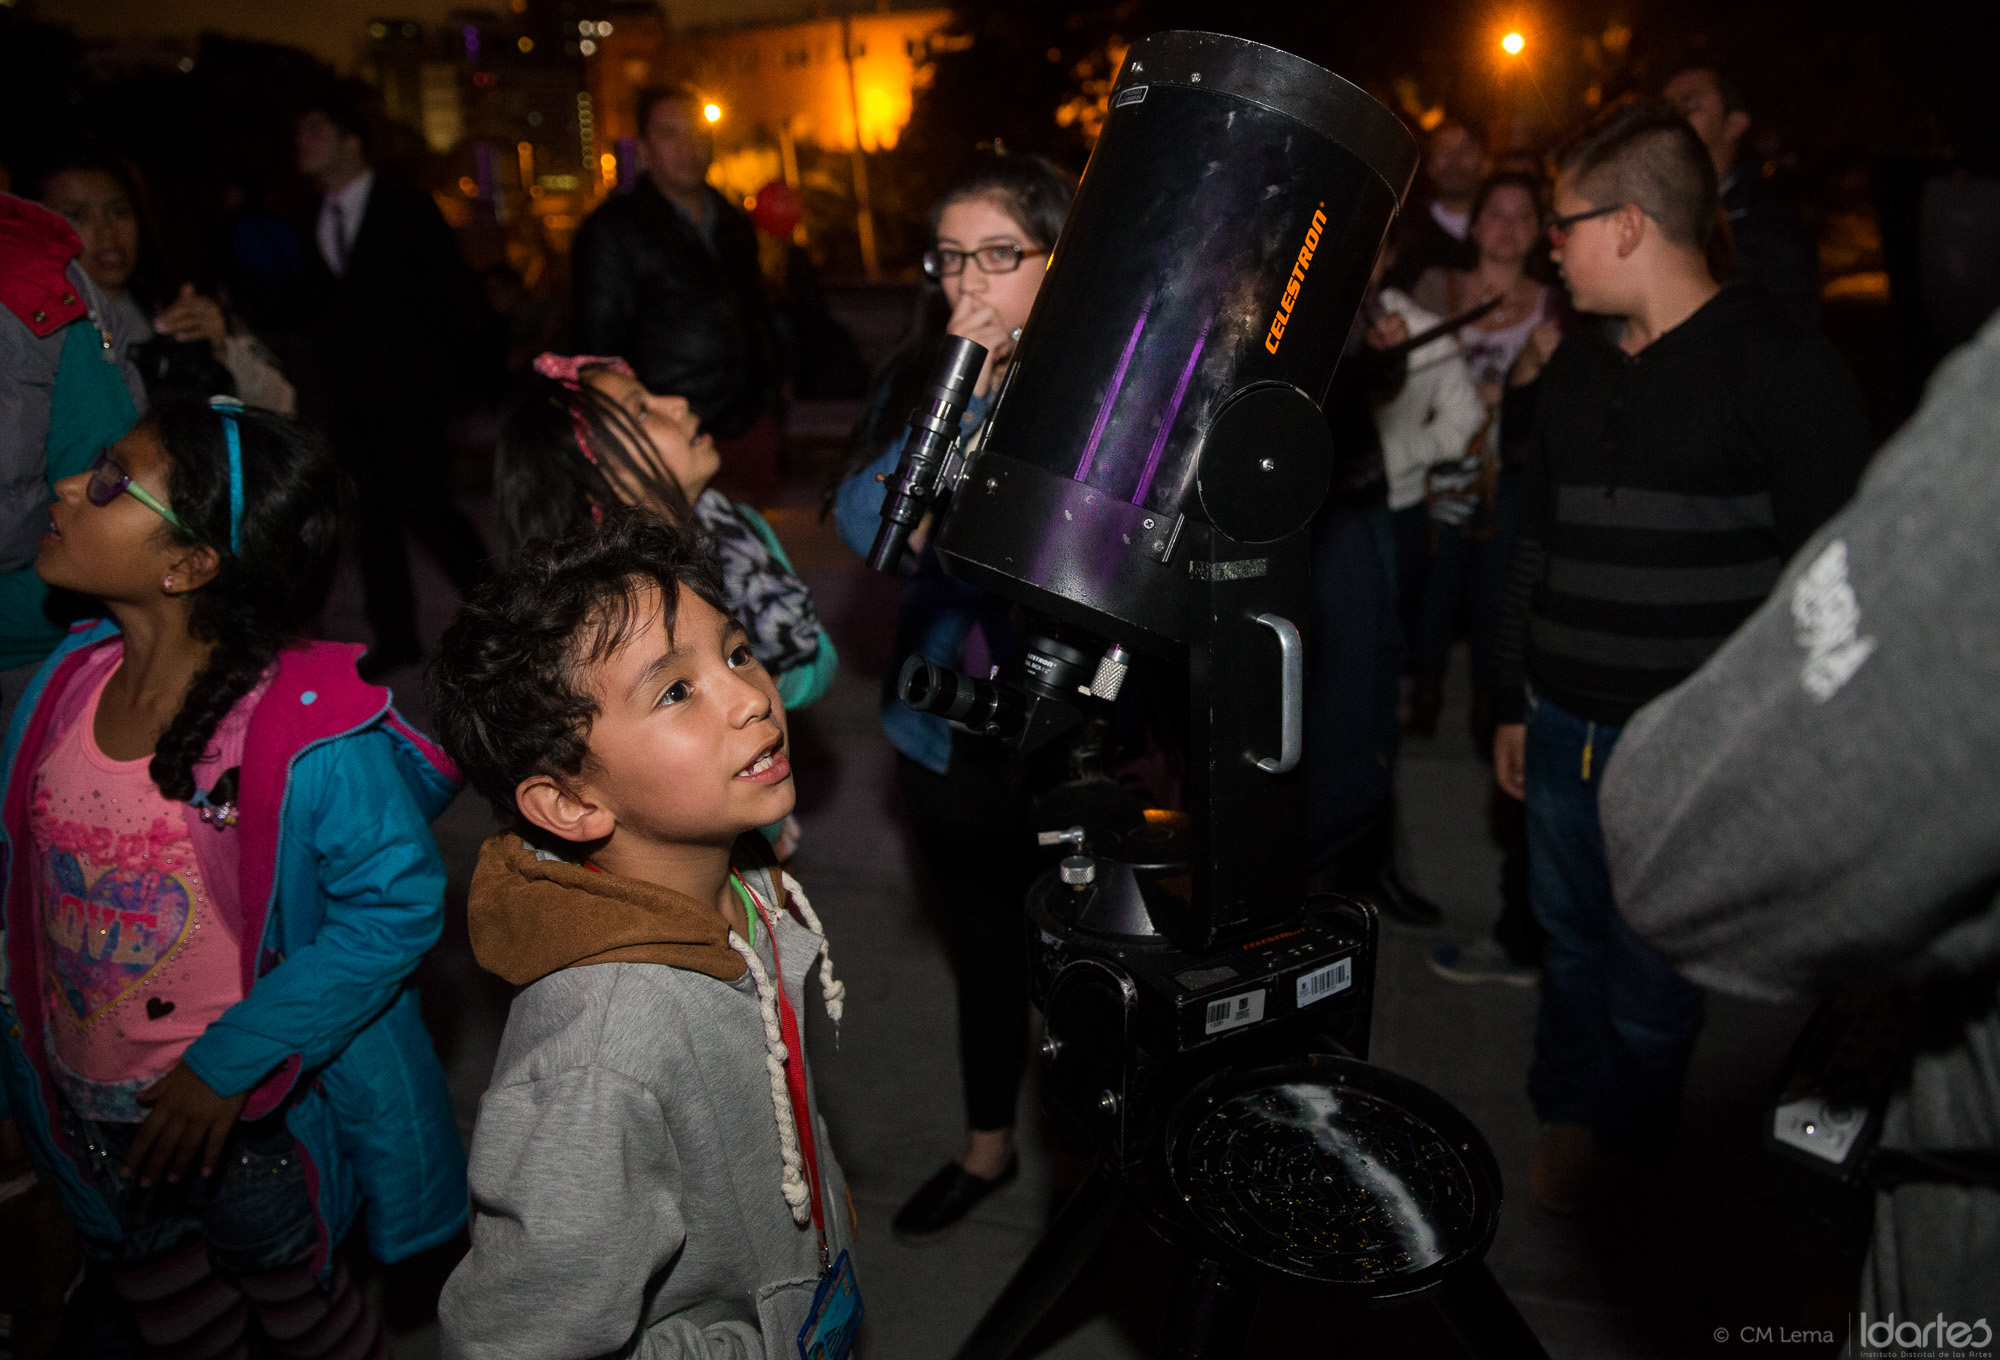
428, 508, 856, 1358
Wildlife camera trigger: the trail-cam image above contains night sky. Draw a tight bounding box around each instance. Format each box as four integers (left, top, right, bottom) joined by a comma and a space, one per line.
34, 0, 821, 68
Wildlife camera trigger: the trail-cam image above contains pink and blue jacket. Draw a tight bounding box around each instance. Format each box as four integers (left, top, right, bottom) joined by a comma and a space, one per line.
0, 621, 468, 1267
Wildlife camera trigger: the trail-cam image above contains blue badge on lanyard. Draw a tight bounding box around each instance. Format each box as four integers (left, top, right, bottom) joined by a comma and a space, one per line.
797, 1248, 862, 1360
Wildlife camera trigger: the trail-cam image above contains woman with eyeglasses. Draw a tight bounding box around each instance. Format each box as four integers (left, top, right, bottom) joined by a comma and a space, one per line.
832, 148, 1074, 1242
0, 396, 465, 1356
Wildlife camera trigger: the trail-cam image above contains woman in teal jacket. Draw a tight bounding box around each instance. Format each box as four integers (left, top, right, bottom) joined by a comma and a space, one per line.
0, 396, 463, 1354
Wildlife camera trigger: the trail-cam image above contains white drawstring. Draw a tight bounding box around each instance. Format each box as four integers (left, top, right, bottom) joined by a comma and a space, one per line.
726, 930, 813, 1226
781, 871, 845, 1029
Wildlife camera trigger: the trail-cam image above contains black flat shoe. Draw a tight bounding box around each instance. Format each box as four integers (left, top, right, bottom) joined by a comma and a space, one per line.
892, 1157, 1018, 1243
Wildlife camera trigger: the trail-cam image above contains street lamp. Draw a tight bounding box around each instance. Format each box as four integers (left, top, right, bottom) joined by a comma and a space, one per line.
1501, 31, 1525, 55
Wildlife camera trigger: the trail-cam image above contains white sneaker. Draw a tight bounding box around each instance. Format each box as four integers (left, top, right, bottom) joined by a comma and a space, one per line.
1428, 938, 1540, 988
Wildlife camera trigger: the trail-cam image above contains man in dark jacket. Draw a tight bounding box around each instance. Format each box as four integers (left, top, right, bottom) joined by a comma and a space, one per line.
297, 97, 490, 678
1664, 65, 1821, 327
572, 86, 778, 503
1383, 119, 1484, 293
1489, 102, 1870, 1214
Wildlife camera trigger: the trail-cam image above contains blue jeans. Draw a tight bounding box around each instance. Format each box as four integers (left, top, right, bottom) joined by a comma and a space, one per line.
55, 1095, 319, 1271
1523, 692, 1704, 1151
1414, 468, 1521, 687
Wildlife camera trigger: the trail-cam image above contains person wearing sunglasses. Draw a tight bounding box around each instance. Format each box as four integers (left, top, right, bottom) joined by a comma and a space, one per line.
2, 394, 467, 1358
1484, 101, 1871, 1217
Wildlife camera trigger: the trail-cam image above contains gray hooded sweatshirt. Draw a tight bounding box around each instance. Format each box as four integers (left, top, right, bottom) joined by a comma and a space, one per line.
439, 836, 853, 1359
1600, 312, 2000, 1318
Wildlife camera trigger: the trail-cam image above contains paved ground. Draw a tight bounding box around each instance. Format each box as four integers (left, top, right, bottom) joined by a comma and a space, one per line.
335, 440, 1860, 1360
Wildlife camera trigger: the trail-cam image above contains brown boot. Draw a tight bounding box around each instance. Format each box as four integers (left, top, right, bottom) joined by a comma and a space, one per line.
1529, 1123, 1597, 1216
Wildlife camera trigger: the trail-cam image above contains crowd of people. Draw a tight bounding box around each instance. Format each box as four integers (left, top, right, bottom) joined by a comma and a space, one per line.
0, 51, 1992, 1360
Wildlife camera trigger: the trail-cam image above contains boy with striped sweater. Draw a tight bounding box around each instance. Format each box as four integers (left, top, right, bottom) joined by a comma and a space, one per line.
1490, 101, 1869, 1213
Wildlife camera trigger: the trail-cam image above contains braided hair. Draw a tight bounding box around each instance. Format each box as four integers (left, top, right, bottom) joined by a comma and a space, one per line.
495, 371, 696, 558
146, 395, 345, 802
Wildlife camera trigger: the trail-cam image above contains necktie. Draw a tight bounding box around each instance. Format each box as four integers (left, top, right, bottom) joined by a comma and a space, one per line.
328, 201, 348, 276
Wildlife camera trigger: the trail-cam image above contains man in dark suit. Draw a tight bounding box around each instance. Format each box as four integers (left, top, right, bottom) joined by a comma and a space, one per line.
571, 85, 779, 504
1664, 65, 1822, 327
297, 97, 489, 678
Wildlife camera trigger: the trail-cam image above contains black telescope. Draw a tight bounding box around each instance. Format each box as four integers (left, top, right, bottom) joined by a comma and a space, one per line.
873, 31, 1547, 1360
936, 32, 1413, 647
930, 30, 1414, 949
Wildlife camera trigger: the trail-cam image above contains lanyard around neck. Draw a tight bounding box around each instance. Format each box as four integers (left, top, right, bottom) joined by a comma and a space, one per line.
733, 872, 829, 1265
728, 872, 757, 948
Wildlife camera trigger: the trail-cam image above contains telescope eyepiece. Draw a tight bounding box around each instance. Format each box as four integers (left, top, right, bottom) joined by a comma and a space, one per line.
866, 335, 990, 574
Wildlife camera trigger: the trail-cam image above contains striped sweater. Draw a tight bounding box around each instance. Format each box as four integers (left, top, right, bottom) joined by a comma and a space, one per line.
1493, 284, 1871, 726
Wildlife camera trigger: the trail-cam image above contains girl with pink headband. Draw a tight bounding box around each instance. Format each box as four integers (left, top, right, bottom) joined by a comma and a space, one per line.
498, 354, 835, 853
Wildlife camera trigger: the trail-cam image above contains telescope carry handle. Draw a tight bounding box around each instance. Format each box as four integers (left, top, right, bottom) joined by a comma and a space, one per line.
1251, 613, 1303, 774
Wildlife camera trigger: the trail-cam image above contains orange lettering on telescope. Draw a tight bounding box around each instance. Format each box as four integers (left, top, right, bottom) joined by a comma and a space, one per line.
1265, 204, 1328, 355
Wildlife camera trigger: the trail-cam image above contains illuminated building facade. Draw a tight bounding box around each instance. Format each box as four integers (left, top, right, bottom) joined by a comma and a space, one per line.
357, 3, 947, 276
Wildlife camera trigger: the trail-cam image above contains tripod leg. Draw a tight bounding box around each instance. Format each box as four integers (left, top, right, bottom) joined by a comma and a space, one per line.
1430, 1262, 1551, 1360
1158, 1252, 1259, 1360
951, 1169, 1124, 1360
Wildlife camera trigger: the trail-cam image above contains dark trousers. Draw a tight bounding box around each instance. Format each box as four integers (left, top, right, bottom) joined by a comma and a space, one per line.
1413, 468, 1520, 687
896, 746, 1035, 1133
1390, 504, 1432, 669
1523, 692, 1704, 1149
55, 1097, 387, 1358
334, 416, 490, 659
1304, 494, 1401, 869
56, 1101, 318, 1270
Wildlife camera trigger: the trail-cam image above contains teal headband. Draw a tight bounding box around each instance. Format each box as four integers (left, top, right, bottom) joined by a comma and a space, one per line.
208, 396, 245, 554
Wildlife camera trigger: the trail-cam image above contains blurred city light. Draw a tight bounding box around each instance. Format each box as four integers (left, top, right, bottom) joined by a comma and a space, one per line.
704, 102, 722, 123
1501, 32, 1525, 55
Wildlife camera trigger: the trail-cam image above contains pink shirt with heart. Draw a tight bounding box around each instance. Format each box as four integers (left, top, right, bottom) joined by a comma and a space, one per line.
31, 655, 245, 1122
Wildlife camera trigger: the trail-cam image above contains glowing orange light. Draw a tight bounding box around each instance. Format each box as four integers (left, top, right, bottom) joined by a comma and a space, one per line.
1501, 32, 1525, 55
703, 102, 722, 123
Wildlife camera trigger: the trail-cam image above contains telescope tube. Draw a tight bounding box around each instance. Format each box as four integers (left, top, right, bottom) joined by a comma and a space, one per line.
933, 32, 1418, 646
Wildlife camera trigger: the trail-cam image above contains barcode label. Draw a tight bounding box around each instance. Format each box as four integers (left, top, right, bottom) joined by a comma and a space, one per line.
1203, 989, 1266, 1035
1296, 958, 1353, 1010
